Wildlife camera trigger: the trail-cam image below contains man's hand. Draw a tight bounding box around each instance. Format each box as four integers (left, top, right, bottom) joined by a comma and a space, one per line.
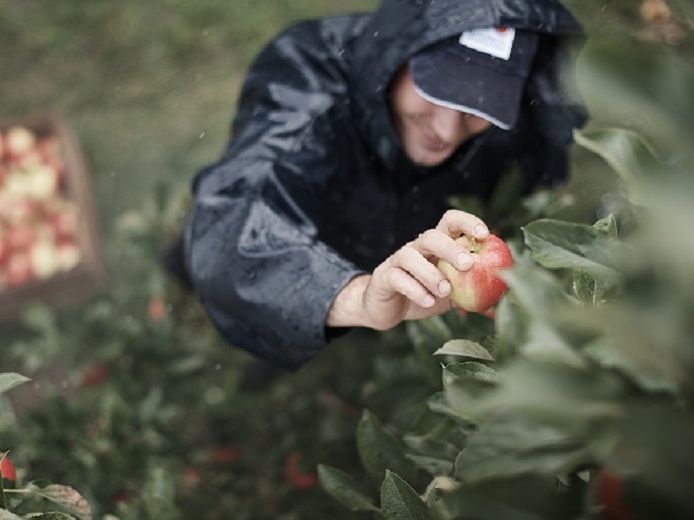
326, 210, 489, 330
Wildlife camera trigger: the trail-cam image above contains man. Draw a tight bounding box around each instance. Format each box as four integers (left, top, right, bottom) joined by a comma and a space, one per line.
172, 0, 585, 370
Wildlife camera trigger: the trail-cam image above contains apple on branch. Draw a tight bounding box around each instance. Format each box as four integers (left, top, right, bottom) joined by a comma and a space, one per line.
437, 234, 513, 313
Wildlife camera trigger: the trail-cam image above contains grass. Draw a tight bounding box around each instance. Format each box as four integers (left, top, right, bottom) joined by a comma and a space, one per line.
0, 0, 377, 237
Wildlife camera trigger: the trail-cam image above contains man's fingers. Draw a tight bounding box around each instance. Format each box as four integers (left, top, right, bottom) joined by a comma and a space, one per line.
386, 267, 437, 308
436, 209, 489, 240
412, 229, 475, 271
390, 244, 452, 297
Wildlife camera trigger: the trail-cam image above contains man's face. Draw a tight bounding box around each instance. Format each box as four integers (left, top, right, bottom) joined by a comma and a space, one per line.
389, 65, 492, 166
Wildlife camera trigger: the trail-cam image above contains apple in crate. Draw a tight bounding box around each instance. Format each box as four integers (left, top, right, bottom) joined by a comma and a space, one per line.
6, 252, 34, 287
4, 126, 36, 161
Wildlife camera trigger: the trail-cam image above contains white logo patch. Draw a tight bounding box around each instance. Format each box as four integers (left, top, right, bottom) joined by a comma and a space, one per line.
459, 27, 516, 60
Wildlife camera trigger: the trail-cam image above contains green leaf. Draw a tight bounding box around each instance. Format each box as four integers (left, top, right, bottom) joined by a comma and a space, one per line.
574, 128, 668, 207
317, 465, 379, 513
426, 393, 469, 423
27, 484, 92, 520
522, 219, 622, 284
434, 340, 494, 362
494, 298, 525, 361
442, 363, 498, 424
488, 168, 524, 222
521, 321, 586, 369
0, 374, 30, 396
405, 454, 454, 476
23, 513, 77, 519
380, 470, 431, 520
502, 258, 570, 320
455, 413, 597, 482
357, 411, 419, 483
593, 214, 619, 238
577, 307, 687, 395
406, 319, 452, 385
429, 474, 583, 520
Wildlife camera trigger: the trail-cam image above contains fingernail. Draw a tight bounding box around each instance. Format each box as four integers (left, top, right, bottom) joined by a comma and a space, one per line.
457, 252, 473, 270
475, 224, 489, 238
438, 280, 451, 296
422, 295, 435, 307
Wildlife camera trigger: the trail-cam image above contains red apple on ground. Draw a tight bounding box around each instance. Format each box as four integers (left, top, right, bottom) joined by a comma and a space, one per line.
437, 234, 513, 313
596, 469, 635, 520
81, 364, 109, 387
283, 451, 318, 489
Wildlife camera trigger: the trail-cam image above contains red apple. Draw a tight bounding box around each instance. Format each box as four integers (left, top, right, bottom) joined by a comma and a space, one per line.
49, 206, 78, 241
55, 242, 81, 271
16, 150, 43, 170
6, 252, 34, 287
596, 469, 635, 520
283, 451, 318, 489
26, 163, 60, 200
1, 198, 39, 225
437, 234, 513, 313
6, 224, 35, 252
38, 136, 61, 162
4, 126, 36, 160
30, 239, 60, 278
0, 454, 16, 482
81, 364, 109, 387
0, 237, 9, 266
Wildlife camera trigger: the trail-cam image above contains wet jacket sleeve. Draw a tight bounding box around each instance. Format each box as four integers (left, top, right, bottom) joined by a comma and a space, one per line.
183, 101, 364, 370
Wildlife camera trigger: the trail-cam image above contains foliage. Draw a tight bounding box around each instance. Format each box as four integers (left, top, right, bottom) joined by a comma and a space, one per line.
1, 374, 91, 519
320, 1, 694, 519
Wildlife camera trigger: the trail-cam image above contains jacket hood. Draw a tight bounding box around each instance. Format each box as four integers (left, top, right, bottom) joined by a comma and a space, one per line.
348, 0, 584, 167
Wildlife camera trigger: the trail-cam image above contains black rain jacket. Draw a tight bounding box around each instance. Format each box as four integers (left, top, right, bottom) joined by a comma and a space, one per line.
182, 0, 586, 370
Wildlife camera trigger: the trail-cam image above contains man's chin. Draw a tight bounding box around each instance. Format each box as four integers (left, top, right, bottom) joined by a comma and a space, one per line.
410, 148, 452, 167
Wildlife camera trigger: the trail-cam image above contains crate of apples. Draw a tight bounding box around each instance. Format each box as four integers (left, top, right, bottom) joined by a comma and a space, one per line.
0, 113, 105, 320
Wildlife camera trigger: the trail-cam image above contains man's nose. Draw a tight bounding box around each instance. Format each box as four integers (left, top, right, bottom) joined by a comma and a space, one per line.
432, 107, 492, 143
431, 106, 466, 144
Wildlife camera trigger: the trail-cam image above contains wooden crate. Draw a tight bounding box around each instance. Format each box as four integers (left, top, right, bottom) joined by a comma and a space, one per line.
0, 111, 107, 321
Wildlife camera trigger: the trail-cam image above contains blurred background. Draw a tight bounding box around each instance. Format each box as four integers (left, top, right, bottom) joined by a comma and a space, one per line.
1, 1, 689, 519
